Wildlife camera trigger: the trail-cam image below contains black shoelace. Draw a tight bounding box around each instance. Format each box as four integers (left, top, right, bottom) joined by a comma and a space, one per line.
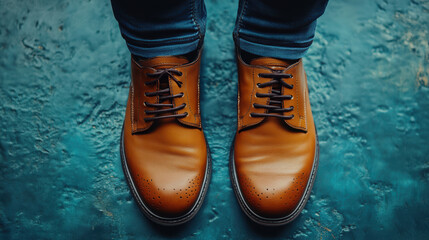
250, 71, 295, 120
143, 68, 188, 122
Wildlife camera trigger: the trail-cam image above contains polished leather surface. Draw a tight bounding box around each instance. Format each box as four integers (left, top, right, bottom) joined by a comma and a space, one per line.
123, 52, 208, 218
233, 54, 317, 219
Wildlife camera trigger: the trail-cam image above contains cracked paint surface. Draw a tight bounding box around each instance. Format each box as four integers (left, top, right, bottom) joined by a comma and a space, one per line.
0, 0, 428, 239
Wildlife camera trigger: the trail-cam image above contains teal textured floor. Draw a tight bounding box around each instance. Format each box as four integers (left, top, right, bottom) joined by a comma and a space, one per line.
1, 0, 429, 239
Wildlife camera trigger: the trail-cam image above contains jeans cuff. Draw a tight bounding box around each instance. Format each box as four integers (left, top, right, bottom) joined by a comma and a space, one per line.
126, 38, 200, 58
237, 37, 310, 60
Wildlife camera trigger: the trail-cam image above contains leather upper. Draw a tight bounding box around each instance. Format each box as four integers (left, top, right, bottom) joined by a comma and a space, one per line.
123, 52, 207, 218
237, 57, 308, 132
233, 54, 317, 218
130, 54, 202, 133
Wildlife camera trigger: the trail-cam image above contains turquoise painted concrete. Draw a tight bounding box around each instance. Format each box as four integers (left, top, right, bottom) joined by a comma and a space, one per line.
0, 0, 428, 239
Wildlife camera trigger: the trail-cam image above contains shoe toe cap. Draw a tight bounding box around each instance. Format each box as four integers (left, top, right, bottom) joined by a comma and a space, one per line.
132, 171, 205, 218
237, 171, 311, 219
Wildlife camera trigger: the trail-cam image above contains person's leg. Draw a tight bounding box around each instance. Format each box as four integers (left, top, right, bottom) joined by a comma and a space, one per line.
233, 0, 329, 59
113, 0, 211, 226
230, 0, 329, 226
111, 0, 206, 58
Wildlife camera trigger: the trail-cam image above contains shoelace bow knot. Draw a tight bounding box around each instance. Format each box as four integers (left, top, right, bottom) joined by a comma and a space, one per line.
143, 68, 188, 122
250, 70, 295, 120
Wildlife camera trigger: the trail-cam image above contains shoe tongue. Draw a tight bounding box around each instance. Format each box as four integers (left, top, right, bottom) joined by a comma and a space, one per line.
250, 57, 294, 71
138, 55, 189, 68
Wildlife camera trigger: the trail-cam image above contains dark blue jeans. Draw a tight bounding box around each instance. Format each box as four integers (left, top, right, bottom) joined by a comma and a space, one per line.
111, 0, 328, 59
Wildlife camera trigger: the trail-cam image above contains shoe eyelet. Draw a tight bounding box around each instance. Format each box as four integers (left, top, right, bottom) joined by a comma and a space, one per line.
181, 92, 185, 98
143, 102, 147, 106
257, 83, 261, 88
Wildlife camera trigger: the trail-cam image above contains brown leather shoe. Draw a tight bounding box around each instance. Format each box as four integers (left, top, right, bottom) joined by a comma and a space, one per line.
120, 49, 211, 225
230, 52, 319, 226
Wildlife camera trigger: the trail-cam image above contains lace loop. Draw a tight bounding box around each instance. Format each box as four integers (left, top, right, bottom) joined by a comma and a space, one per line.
251, 71, 294, 120
146, 68, 183, 87
143, 69, 187, 122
